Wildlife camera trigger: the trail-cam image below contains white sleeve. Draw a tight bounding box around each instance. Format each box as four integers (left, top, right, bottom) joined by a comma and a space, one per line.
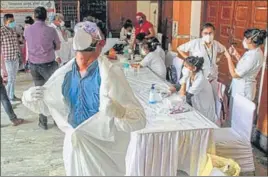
177, 40, 195, 52
140, 55, 151, 67
22, 89, 50, 116
188, 73, 205, 95
216, 41, 226, 53
235, 55, 256, 77
103, 62, 146, 132
120, 28, 126, 40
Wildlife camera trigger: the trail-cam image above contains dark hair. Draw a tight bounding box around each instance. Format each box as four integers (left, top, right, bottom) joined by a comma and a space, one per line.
136, 33, 146, 41
25, 16, 34, 25
201, 23, 215, 31
142, 40, 158, 52
3, 14, 14, 22
185, 56, 204, 72
34, 6, 47, 21
244, 28, 267, 46
123, 23, 133, 29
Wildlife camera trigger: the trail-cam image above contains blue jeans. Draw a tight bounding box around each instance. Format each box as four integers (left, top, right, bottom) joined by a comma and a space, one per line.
5, 59, 19, 100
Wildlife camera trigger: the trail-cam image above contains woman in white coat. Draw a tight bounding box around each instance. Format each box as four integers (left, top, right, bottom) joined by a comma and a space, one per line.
22, 21, 146, 176
226, 28, 267, 101
140, 40, 167, 79
170, 56, 217, 123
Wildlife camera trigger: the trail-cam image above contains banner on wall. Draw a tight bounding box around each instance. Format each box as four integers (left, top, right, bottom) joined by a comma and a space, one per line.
0, 1, 55, 26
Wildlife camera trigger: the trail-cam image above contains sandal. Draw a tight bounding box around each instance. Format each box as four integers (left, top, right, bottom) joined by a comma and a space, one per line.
11, 118, 24, 126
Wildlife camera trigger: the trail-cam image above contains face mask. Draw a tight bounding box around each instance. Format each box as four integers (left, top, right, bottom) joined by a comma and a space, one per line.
60, 21, 65, 27
7, 21, 16, 29
138, 19, 143, 24
127, 32, 132, 36
242, 39, 249, 49
202, 34, 214, 43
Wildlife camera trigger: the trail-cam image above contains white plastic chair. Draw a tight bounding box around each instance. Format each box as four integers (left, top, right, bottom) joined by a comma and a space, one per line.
165, 51, 177, 67
172, 57, 184, 84
213, 94, 256, 173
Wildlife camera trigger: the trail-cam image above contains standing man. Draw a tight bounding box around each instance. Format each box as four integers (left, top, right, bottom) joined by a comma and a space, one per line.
22, 21, 146, 175
0, 14, 21, 104
24, 6, 61, 130
49, 13, 71, 66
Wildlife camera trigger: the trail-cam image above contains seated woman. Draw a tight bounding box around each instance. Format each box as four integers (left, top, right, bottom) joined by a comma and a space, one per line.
136, 33, 165, 62
120, 19, 135, 46
139, 40, 166, 79
170, 56, 217, 123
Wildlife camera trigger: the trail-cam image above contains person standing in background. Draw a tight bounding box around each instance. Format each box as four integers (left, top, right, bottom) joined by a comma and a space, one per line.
49, 13, 71, 66
24, 6, 61, 130
1, 76, 24, 126
135, 12, 155, 39
24, 16, 35, 71
0, 14, 21, 104
177, 23, 226, 103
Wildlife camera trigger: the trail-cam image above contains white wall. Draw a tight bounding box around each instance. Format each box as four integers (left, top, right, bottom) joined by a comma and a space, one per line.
137, 1, 150, 19
190, 1, 201, 39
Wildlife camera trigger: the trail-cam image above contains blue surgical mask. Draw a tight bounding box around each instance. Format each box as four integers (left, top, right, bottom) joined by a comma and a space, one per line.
7, 21, 16, 29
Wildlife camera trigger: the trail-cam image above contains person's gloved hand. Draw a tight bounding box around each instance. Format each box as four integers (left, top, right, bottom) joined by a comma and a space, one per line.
100, 96, 126, 119
23, 86, 45, 102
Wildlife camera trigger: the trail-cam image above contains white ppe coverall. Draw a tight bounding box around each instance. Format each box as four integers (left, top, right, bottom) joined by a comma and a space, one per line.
22, 56, 146, 176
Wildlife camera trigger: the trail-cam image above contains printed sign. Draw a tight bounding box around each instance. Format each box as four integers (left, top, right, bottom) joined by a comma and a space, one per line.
0, 1, 55, 26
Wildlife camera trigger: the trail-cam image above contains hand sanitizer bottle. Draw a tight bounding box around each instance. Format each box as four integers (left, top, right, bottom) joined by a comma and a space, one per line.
149, 84, 157, 104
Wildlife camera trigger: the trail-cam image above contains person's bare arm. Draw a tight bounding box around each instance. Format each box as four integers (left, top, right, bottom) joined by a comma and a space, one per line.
177, 49, 189, 60
179, 83, 187, 96
145, 27, 155, 38
224, 50, 240, 78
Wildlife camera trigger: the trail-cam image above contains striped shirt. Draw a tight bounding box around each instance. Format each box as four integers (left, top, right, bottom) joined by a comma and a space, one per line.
0, 26, 20, 60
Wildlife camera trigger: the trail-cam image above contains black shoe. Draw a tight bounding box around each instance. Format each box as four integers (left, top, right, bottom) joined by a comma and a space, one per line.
38, 122, 48, 130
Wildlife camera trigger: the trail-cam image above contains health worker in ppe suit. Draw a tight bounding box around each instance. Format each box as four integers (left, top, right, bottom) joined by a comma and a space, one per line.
177, 23, 226, 103
22, 21, 146, 176
49, 13, 71, 66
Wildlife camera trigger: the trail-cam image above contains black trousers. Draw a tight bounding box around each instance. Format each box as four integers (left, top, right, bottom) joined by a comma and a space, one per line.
0, 76, 17, 121
29, 61, 58, 124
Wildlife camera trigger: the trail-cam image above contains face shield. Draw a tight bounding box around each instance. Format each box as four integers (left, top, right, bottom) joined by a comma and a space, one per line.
73, 21, 105, 52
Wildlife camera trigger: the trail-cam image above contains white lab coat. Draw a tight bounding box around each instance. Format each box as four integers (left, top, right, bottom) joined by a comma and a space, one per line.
50, 23, 72, 65
140, 51, 167, 79
156, 45, 165, 62
231, 47, 264, 101
184, 71, 217, 123
178, 39, 226, 80
22, 56, 146, 176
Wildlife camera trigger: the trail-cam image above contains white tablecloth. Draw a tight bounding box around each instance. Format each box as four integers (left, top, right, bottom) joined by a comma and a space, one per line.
115, 61, 218, 176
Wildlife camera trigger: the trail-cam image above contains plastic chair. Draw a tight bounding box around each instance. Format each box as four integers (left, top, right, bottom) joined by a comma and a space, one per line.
165, 51, 177, 67
213, 94, 256, 173
172, 57, 184, 84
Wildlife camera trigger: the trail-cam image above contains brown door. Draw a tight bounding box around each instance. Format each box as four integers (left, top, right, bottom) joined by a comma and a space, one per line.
203, 0, 268, 143
107, 1, 137, 36
159, 0, 173, 50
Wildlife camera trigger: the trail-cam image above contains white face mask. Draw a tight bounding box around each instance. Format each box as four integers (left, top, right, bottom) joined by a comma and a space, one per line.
202, 34, 214, 43
127, 32, 132, 35
60, 21, 65, 27
242, 39, 249, 49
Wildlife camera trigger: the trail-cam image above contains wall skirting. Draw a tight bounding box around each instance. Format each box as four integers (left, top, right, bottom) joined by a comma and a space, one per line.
252, 125, 268, 153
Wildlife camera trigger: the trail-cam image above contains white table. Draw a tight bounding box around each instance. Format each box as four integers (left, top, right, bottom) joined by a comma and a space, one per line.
110, 58, 218, 176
